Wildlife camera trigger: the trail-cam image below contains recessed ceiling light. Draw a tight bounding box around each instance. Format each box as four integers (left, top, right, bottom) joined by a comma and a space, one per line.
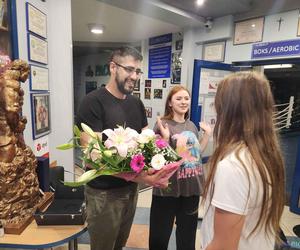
196, 0, 205, 6
88, 23, 104, 35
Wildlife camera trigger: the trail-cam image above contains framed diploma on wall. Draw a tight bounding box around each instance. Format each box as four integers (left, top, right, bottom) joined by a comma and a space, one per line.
26, 3, 47, 38
29, 65, 49, 91
28, 33, 48, 64
203, 41, 226, 62
234, 17, 264, 45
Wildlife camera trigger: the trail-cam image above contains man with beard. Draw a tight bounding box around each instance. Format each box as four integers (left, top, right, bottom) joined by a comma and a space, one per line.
76, 46, 169, 250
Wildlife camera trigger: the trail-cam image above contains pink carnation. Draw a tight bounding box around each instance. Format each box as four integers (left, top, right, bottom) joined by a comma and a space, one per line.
130, 154, 145, 173
155, 138, 168, 149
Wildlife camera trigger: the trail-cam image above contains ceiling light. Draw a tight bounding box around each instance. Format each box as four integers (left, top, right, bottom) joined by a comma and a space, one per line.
88, 23, 104, 34
264, 64, 293, 69
196, 0, 205, 6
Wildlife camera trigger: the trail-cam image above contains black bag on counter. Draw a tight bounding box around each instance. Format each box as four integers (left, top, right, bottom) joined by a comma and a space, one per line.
34, 182, 86, 225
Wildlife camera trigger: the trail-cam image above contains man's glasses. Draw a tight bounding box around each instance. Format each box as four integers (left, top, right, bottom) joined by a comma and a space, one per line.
113, 62, 143, 76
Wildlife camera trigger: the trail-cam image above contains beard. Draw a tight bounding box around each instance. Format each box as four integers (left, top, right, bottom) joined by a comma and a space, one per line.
115, 74, 136, 95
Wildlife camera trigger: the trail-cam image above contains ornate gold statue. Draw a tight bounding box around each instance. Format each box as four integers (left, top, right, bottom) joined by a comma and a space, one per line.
0, 60, 41, 226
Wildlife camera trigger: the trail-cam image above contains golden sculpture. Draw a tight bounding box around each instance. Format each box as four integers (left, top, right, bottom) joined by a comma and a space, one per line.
0, 60, 41, 228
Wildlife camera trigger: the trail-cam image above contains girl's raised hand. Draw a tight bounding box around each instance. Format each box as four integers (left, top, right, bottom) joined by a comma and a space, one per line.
157, 116, 170, 141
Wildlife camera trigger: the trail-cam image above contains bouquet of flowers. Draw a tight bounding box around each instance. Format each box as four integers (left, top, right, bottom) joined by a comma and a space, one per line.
57, 123, 182, 187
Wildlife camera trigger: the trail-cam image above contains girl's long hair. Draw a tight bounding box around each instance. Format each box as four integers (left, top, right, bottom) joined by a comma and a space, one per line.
162, 85, 190, 120
203, 71, 285, 237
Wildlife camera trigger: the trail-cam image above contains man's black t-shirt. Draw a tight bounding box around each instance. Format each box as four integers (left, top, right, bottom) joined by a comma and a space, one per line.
76, 87, 148, 189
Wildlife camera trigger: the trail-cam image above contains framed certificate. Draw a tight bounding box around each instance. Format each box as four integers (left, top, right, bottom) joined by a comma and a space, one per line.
203, 41, 226, 62
31, 92, 51, 139
234, 17, 264, 45
30, 65, 49, 91
297, 18, 300, 37
26, 3, 47, 38
28, 33, 48, 64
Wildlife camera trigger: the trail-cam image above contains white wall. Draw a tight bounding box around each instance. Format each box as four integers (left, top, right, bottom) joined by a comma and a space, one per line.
182, 9, 300, 90
16, 0, 74, 180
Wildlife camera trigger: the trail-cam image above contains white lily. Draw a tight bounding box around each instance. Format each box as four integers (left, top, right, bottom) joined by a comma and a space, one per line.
103, 126, 138, 157
81, 123, 97, 138
137, 129, 155, 144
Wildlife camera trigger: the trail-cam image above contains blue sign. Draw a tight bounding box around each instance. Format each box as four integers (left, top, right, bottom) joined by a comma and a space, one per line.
148, 46, 171, 78
252, 39, 300, 59
149, 33, 172, 46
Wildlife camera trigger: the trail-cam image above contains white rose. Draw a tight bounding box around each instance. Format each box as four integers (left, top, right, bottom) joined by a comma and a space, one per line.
151, 154, 166, 170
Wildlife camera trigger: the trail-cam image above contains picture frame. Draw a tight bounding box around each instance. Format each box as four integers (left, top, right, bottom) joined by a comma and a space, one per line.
145, 88, 151, 100
145, 107, 152, 118
132, 92, 140, 99
154, 89, 163, 99
28, 33, 48, 64
162, 80, 167, 88
134, 79, 140, 91
31, 92, 50, 139
203, 41, 226, 62
175, 40, 183, 50
26, 2, 47, 39
233, 17, 264, 45
29, 65, 49, 91
145, 79, 151, 88
297, 18, 300, 37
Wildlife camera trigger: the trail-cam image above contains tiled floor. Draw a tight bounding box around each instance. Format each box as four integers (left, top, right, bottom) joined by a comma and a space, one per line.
66, 186, 300, 250
2, 186, 300, 250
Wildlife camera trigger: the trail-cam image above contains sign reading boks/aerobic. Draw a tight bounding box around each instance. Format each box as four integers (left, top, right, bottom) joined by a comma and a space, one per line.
252, 39, 300, 59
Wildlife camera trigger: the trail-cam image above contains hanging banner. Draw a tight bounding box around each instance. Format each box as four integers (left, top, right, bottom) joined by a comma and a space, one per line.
252, 39, 300, 59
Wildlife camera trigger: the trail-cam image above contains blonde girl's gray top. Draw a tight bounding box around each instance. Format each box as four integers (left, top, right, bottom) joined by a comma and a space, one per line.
153, 119, 204, 197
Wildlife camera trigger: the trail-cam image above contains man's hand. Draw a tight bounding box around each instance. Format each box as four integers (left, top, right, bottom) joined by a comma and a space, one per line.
133, 167, 170, 188
80, 131, 102, 147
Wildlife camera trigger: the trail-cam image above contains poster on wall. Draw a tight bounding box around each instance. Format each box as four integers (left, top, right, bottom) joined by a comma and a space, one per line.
154, 89, 163, 99
28, 33, 48, 64
145, 88, 151, 99
30, 65, 49, 91
145, 79, 152, 87
26, 3, 47, 38
199, 68, 231, 96
33, 135, 49, 157
31, 93, 50, 139
171, 51, 182, 84
145, 107, 152, 118
148, 33, 172, 79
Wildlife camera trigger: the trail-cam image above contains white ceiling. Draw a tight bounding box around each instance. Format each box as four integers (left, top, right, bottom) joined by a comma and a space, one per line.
71, 0, 300, 56
71, 0, 181, 44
